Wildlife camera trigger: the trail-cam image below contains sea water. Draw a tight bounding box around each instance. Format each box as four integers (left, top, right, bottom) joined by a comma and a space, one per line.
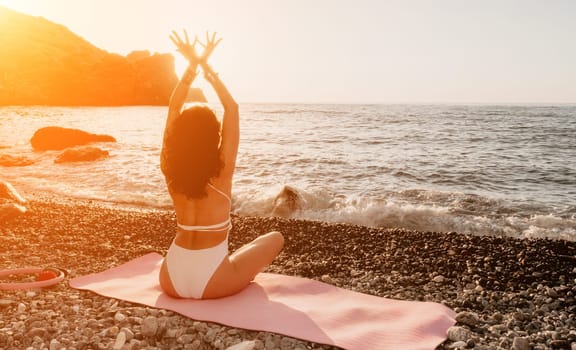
1, 104, 575, 241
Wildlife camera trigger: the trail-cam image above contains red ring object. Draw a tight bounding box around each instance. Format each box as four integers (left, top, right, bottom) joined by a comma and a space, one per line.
0, 267, 65, 290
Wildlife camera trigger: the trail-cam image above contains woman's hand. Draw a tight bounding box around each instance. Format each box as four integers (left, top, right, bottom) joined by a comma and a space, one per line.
169, 30, 200, 65
197, 32, 222, 67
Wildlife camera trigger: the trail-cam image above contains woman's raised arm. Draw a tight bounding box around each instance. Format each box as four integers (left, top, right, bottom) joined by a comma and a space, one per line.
165, 31, 200, 133
199, 33, 239, 176
161, 31, 200, 174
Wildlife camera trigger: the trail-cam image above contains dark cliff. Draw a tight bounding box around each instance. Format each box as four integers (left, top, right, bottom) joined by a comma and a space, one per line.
0, 6, 205, 106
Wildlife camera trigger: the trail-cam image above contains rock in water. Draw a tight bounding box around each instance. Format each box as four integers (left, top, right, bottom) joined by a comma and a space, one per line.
0, 154, 36, 167
54, 146, 109, 163
0, 181, 26, 203
272, 185, 304, 217
0, 180, 27, 219
31, 126, 116, 151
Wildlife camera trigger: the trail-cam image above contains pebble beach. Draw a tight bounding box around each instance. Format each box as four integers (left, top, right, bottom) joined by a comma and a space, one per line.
1, 194, 575, 350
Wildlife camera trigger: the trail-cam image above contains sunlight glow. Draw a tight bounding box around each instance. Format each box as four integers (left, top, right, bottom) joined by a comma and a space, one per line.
1, 0, 575, 103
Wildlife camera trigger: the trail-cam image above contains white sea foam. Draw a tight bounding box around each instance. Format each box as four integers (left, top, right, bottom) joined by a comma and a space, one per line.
231, 186, 576, 241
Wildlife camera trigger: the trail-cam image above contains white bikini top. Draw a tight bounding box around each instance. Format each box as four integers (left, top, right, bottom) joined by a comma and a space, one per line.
177, 183, 232, 232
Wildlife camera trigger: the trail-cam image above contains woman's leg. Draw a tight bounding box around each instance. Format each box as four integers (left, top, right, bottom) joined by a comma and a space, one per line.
202, 231, 284, 298
159, 259, 181, 298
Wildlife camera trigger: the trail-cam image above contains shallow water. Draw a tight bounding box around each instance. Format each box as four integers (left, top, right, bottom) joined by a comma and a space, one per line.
1, 104, 575, 240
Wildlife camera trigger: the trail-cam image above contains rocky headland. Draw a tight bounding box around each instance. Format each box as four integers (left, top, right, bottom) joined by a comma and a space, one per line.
0, 6, 205, 106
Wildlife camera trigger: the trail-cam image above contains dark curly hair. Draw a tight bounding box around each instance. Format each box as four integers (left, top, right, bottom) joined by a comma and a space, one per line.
162, 105, 224, 198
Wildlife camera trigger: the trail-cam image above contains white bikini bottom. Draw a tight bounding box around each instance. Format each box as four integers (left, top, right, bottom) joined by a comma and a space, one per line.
165, 237, 229, 298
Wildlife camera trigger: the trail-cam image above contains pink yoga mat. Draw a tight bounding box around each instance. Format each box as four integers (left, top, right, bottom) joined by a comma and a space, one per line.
70, 253, 455, 350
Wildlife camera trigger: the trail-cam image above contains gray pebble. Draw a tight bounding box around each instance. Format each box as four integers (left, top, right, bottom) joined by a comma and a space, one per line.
114, 311, 126, 323
141, 316, 158, 337
447, 326, 472, 342
112, 331, 126, 350
17, 303, 26, 313
321, 274, 334, 284
225, 340, 256, 350
280, 337, 296, 350
177, 334, 195, 344
49, 339, 60, 350
511, 336, 530, 350
120, 327, 134, 341
455, 311, 479, 327
447, 340, 467, 349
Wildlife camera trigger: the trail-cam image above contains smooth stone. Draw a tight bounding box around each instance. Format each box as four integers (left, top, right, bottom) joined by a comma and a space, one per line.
0, 299, 14, 308
321, 274, 334, 284
280, 337, 296, 350
114, 312, 126, 323
112, 332, 126, 350
512, 336, 530, 350
165, 328, 178, 338
141, 316, 158, 337
177, 334, 195, 344
193, 322, 208, 333
447, 326, 473, 342
120, 328, 134, 341
106, 326, 119, 337
225, 341, 256, 350
17, 303, 26, 313
27, 328, 48, 338
447, 340, 467, 349
455, 311, 480, 327
547, 287, 558, 298
433, 275, 446, 283
49, 339, 61, 350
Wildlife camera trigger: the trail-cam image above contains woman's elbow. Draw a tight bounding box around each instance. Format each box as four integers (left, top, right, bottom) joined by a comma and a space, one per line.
225, 102, 239, 113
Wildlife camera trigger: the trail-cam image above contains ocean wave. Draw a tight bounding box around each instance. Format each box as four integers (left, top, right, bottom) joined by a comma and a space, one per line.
233, 186, 576, 241
8, 172, 576, 241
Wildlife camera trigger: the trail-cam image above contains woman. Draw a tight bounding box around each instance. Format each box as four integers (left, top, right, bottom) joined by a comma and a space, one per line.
159, 31, 284, 299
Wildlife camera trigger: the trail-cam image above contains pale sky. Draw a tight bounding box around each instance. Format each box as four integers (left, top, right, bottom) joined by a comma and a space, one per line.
1, 0, 575, 104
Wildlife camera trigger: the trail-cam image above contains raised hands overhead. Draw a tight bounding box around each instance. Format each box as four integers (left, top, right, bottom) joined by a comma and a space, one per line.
169, 30, 200, 66
197, 32, 222, 68
168, 30, 235, 113
170, 30, 222, 69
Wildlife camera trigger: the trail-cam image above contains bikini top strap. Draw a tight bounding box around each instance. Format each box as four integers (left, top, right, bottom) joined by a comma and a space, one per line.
207, 182, 231, 203
177, 217, 232, 231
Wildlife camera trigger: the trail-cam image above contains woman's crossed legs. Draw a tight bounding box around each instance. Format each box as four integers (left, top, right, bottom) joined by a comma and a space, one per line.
203, 231, 284, 299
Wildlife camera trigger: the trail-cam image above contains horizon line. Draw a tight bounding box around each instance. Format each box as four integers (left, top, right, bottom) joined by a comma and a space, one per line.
1, 101, 575, 108
236, 101, 576, 106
